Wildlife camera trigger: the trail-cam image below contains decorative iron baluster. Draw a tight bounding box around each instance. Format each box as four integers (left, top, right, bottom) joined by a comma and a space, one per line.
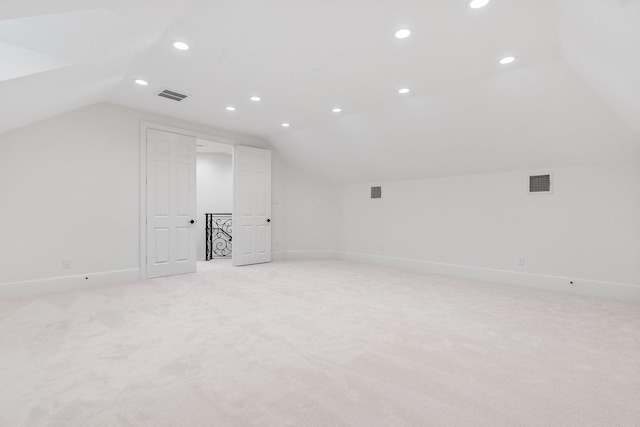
205, 214, 213, 260
205, 213, 232, 259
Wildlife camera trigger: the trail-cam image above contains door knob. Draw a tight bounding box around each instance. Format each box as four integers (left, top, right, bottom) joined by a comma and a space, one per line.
190, 219, 196, 224
266, 218, 271, 223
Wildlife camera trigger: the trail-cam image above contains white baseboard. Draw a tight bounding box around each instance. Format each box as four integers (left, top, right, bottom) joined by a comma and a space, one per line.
0, 268, 140, 299
337, 251, 640, 303
5, 254, 637, 303
272, 250, 338, 261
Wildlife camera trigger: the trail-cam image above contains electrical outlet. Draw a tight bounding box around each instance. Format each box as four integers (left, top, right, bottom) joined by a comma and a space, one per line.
437, 249, 444, 258
379, 245, 384, 252
517, 256, 525, 266
63, 258, 71, 269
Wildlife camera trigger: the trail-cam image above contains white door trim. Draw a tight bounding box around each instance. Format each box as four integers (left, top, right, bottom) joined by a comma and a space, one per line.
139, 121, 237, 280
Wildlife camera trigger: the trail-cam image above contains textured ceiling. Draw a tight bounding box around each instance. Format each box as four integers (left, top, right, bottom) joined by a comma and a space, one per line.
2, 0, 639, 183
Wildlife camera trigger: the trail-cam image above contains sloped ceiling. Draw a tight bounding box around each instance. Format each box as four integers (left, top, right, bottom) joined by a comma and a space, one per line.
2, 0, 639, 183
551, 0, 640, 141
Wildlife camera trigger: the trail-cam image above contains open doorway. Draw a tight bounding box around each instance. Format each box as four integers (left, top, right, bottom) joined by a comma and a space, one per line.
196, 139, 233, 261
141, 123, 272, 279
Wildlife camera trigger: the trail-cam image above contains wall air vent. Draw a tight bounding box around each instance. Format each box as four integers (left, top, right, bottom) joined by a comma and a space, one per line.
371, 186, 382, 199
529, 174, 552, 193
157, 89, 189, 102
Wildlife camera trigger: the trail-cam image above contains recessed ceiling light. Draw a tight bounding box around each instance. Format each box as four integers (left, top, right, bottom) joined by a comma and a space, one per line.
332, 107, 342, 113
468, 0, 490, 9
172, 41, 190, 50
250, 96, 261, 102
395, 29, 411, 39
398, 88, 411, 94
226, 106, 236, 111
281, 123, 290, 127
499, 56, 517, 64
134, 79, 149, 86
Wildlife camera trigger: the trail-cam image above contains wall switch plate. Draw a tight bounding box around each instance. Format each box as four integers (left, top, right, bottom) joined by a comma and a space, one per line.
63, 258, 71, 269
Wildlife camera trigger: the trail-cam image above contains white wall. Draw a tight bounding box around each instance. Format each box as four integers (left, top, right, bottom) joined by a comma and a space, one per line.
339, 161, 640, 300
0, 102, 290, 295
270, 154, 340, 259
0, 102, 340, 295
196, 153, 233, 259
5, 101, 636, 302
0, 103, 141, 288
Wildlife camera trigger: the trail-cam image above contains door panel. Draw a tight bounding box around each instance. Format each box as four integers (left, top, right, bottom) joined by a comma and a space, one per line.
176, 227, 190, 262
154, 228, 170, 264
147, 129, 197, 278
233, 145, 271, 266
155, 161, 170, 215
177, 164, 190, 215
256, 225, 267, 254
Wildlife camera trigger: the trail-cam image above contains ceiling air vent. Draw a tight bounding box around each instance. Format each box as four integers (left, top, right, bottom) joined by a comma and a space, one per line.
529, 174, 552, 193
157, 89, 188, 102
371, 186, 382, 199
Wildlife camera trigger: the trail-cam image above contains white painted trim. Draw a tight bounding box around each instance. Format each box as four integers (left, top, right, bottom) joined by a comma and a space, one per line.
139, 121, 147, 280
0, 269, 140, 299
140, 121, 238, 146
337, 251, 640, 302
139, 121, 237, 280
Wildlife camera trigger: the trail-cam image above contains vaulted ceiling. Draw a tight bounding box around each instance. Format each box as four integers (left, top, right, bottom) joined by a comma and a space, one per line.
2, 0, 639, 183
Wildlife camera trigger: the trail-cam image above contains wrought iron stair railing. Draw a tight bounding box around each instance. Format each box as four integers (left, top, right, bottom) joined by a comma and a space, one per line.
205, 213, 232, 260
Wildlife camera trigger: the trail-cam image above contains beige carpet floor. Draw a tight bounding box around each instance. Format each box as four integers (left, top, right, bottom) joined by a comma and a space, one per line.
0, 259, 639, 427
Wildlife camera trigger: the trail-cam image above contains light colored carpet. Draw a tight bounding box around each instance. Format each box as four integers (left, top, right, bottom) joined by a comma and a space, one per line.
0, 259, 639, 427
